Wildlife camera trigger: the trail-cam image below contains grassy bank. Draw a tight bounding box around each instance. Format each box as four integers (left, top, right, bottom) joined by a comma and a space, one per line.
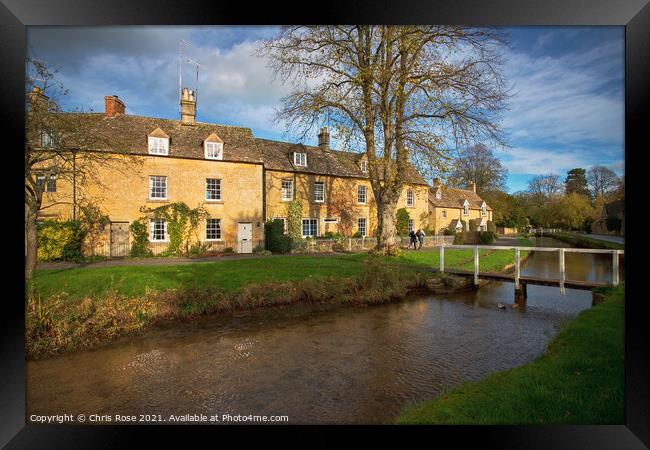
27, 237, 533, 358
398, 284, 624, 424
542, 232, 624, 250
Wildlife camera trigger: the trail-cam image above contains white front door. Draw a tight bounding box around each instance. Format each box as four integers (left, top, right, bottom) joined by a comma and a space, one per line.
237, 222, 253, 253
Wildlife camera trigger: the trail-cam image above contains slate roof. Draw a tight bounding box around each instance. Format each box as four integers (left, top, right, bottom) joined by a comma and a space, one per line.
428, 186, 492, 210
55, 112, 263, 163
256, 138, 428, 185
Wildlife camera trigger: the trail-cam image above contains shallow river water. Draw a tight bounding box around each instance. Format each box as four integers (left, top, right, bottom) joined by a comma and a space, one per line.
26, 237, 622, 424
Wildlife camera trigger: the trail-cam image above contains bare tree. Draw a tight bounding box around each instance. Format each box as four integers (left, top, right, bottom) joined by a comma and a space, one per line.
25, 59, 137, 279
449, 143, 508, 193
527, 174, 563, 205
587, 165, 621, 200
259, 26, 509, 253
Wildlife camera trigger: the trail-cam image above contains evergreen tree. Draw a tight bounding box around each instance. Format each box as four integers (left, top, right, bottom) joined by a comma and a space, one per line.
564, 168, 591, 199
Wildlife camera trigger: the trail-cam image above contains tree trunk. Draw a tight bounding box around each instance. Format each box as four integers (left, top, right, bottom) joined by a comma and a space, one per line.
375, 197, 400, 254
25, 210, 38, 280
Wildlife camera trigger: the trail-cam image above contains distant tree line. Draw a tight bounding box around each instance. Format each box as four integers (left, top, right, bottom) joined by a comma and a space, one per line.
443, 143, 623, 232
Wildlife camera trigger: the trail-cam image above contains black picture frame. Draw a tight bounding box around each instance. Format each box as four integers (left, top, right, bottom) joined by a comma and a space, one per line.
1, 1, 648, 447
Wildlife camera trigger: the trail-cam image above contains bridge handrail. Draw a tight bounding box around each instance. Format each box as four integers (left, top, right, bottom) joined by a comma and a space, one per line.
441, 245, 623, 255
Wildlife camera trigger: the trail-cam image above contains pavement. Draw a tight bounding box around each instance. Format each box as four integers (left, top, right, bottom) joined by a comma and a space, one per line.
578, 234, 624, 245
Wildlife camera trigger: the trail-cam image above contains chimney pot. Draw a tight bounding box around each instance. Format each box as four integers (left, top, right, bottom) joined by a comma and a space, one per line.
105, 95, 125, 118
180, 87, 196, 126
469, 181, 476, 193
318, 127, 330, 150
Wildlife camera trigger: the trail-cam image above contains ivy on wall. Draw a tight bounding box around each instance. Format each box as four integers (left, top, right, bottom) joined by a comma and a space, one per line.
286, 198, 303, 242
140, 202, 208, 257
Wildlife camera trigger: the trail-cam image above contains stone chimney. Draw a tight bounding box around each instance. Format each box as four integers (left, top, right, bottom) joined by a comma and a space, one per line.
469, 181, 476, 193
318, 127, 330, 150
104, 95, 125, 117
28, 86, 49, 111
180, 88, 196, 126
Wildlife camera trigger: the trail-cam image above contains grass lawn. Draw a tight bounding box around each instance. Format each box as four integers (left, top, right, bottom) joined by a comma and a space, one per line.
397, 284, 625, 424
32, 237, 533, 302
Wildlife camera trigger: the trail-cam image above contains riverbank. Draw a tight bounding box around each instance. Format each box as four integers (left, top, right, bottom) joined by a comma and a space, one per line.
27, 237, 533, 359
538, 232, 624, 250
397, 284, 624, 424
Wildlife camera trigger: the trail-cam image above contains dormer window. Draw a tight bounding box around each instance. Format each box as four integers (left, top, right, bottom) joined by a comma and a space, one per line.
40, 130, 56, 148
205, 142, 223, 160
148, 128, 169, 155
294, 152, 307, 167
435, 188, 442, 200
481, 202, 487, 217
463, 199, 469, 216
203, 133, 224, 160
360, 160, 368, 173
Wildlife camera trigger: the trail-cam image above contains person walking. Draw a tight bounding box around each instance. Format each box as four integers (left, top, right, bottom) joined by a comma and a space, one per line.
409, 229, 417, 249
416, 229, 426, 250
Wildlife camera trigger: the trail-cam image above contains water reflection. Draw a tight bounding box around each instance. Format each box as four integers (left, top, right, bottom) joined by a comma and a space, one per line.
26, 237, 619, 424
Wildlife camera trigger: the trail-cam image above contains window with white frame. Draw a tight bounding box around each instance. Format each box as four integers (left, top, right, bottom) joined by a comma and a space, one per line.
205, 142, 223, 160
357, 218, 367, 237
314, 182, 324, 202
36, 174, 56, 193
281, 179, 294, 200
294, 152, 307, 167
463, 200, 469, 216
435, 189, 442, 199
206, 218, 222, 240
481, 203, 487, 217
360, 160, 367, 173
150, 218, 167, 241
406, 188, 415, 207
408, 219, 414, 233
148, 136, 169, 155
206, 178, 221, 201
149, 176, 167, 199
302, 218, 318, 237
41, 130, 56, 148
357, 185, 367, 204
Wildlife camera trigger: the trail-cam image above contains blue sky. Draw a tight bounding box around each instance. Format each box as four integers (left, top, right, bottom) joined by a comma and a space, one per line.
27, 26, 624, 193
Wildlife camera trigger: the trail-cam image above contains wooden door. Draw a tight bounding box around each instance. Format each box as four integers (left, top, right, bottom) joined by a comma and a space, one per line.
237, 222, 253, 253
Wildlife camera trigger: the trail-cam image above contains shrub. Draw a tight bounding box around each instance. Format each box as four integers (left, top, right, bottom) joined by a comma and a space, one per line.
222, 247, 235, 255
352, 231, 363, 238
396, 208, 411, 235
188, 242, 211, 258
487, 220, 497, 233
468, 219, 479, 232
264, 219, 293, 254
129, 220, 153, 258
478, 231, 496, 244
37, 220, 84, 262
606, 216, 622, 233
253, 245, 272, 256
453, 233, 465, 245
322, 231, 344, 241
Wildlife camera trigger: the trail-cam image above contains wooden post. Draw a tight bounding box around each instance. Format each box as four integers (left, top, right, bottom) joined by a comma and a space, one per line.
559, 248, 565, 295
514, 247, 521, 289
473, 246, 479, 286
348, 238, 352, 252
612, 250, 619, 286
440, 245, 445, 273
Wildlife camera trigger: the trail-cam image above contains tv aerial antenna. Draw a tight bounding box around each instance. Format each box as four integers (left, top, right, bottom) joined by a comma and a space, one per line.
178, 39, 194, 112
186, 58, 201, 106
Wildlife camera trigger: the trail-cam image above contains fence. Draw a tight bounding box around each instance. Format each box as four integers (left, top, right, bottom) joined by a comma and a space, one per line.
83, 235, 455, 258
83, 240, 265, 258
529, 228, 563, 235
291, 235, 454, 254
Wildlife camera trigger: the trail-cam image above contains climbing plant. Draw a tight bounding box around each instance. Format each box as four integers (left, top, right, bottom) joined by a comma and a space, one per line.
396, 208, 410, 236
129, 219, 152, 257
287, 198, 303, 242
140, 202, 208, 257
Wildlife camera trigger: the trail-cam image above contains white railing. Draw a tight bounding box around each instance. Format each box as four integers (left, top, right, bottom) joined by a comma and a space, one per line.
438, 245, 624, 293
